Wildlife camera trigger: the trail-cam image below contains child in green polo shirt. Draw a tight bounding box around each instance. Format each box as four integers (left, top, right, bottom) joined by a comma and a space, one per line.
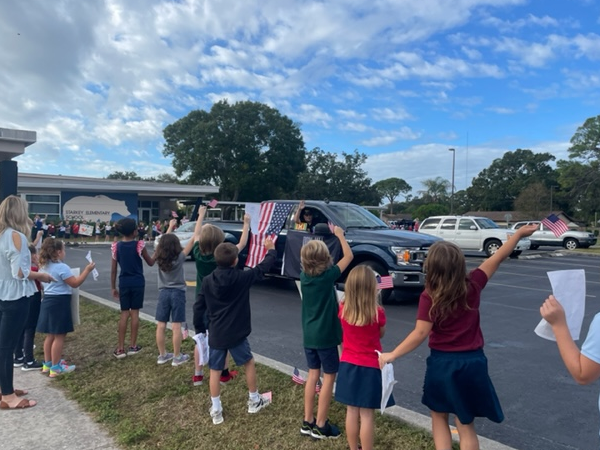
299, 226, 353, 439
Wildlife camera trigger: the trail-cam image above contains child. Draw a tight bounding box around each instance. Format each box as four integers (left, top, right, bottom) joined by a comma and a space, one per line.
37, 239, 95, 377
335, 265, 393, 450
539, 295, 600, 435
110, 218, 155, 358
379, 223, 538, 450
191, 207, 250, 386
300, 226, 353, 439
13, 245, 44, 371
195, 239, 276, 425
153, 219, 197, 366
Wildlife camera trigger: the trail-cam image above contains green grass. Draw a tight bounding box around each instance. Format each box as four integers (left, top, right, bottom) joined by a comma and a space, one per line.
53, 299, 447, 450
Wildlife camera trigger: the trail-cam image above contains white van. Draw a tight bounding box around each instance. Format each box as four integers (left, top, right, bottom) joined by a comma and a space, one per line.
419, 215, 531, 257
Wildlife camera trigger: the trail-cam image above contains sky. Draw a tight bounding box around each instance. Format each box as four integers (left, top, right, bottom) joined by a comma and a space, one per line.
1, 0, 599, 197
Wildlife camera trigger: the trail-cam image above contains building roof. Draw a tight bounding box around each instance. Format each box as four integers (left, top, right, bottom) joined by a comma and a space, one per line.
18, 173, 218, 198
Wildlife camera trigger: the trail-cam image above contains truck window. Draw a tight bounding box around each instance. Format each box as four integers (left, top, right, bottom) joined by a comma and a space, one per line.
458, 218, 475, 230
420, 218, 441, 230
440, 218, 456, 230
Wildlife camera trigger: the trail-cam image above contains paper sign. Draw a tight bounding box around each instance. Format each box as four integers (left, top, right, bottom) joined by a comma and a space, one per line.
79, 224, 94, 236
85, 251, 99, 281
376, 350, 397, 413
245, 203, 261, 233
535, 269, 586, 341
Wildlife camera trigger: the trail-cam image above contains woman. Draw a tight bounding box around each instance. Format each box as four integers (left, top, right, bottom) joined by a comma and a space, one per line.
0, 196, 53, 409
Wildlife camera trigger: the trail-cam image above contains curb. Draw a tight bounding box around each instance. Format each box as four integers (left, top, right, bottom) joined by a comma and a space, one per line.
81, 290, 519, 450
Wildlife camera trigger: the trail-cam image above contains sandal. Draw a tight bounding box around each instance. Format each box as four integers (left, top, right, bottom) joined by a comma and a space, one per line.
0, 398, 36, 409
0, 389, 28, 400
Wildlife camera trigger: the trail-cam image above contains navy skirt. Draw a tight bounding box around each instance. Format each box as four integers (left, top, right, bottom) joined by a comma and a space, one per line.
422, 349, 504, 424
335, 362, 395, 409
37, 294, 74, 335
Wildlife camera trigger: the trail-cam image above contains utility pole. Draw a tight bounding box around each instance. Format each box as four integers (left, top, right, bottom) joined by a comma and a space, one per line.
449, 148, 456, 214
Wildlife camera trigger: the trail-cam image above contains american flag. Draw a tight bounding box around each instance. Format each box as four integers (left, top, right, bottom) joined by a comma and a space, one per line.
376, 275, 394, 290
246, 202, 294, 267
171, 210, 178, 218
292, 367, 306, 385
315, 378, 322, 394
541, 214, 569, 237
207, 199, 218, 208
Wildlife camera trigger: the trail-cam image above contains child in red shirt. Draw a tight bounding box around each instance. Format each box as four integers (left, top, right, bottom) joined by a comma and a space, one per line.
335, 265, 393, 450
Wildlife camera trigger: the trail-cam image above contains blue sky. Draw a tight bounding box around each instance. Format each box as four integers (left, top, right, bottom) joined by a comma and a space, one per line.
1, 0, 599, 196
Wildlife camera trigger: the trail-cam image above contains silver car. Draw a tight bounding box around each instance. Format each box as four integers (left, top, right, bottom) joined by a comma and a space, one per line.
511, 221, 597, 250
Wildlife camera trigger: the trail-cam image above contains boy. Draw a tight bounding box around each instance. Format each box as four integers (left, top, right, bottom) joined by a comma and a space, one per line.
300, 226, 353, 439
194, 239, 276, 425
110, 218, 155, 358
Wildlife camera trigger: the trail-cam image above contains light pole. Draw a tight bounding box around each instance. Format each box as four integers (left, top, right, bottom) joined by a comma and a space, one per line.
550, 185, 557, 213
449, 148, 456, 214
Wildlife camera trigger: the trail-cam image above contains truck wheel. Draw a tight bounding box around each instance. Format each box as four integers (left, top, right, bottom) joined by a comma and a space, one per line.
357, 261, 393, 303
563, 238, 578, 250
485, 239, 502, 257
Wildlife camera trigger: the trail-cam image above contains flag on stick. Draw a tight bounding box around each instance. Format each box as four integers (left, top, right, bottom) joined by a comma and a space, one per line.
292, 367, 306, 385
246, 202, 294, 267
541, 214, 569, 237
376, 275, 394, 290
207, 199, 218, 208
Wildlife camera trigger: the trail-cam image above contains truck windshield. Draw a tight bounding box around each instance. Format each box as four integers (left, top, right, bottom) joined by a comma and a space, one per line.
327, 204, 388, 229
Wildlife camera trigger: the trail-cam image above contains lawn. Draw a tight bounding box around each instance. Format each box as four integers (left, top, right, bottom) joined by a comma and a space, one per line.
52, 299, 447, 450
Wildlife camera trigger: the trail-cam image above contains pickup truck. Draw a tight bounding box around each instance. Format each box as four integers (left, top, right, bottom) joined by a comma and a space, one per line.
208, 200, 441, 302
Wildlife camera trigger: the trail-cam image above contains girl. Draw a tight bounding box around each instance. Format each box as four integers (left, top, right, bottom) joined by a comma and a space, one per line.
37, 239, 95, 378
153, 219, 196, 366
379, 223, 538, 450
335, 265, 393, 450
191, 206, 250, 386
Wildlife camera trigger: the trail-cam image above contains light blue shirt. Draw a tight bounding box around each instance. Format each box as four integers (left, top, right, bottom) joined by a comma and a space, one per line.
0, 228, 36, 301
41, 261, 74, 296
581, 313, 600, 436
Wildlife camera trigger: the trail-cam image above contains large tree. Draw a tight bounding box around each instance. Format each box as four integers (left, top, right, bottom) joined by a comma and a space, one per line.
418, 177, 450, 203
569, 114, 600, 160
296, 148, 380, 205
466, 149, 556, 211
106, 171, 142, 180
162, 100, 306, 201
373, 177, 412, 213
514, 182, 549, 219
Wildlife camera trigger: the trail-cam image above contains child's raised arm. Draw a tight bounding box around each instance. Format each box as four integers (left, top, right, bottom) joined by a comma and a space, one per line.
478, 223, 538, 279
236, 213, 251, 251
64, 262, 95, 289
540, 295, 600, 385
192, 206, 207, 244
334, 226, 353, 273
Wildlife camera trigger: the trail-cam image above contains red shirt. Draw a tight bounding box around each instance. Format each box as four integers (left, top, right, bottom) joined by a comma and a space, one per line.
416, 268, 488, 352
31, 266, 42, 292
339, 304, 386, 369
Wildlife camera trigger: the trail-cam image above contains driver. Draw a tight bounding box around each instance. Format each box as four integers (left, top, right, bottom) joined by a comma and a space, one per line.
294, 200, 318, 233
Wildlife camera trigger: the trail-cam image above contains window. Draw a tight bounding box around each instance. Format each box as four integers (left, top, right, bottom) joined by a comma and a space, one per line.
458, 219, 475, 230
420, 218, 441, 230
440, 218, 456, 230
25, 193, 60, 217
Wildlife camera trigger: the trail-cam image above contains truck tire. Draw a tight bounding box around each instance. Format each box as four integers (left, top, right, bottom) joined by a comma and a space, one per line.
356, 261, 393, 303
563, 238, 578, 250
484, 239, 502, 257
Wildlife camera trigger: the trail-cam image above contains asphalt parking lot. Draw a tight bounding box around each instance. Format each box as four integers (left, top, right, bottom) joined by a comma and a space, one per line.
67, 245, 600, 450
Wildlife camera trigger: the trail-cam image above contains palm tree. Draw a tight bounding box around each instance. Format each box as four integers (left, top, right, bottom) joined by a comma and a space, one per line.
418, 177, 450, 203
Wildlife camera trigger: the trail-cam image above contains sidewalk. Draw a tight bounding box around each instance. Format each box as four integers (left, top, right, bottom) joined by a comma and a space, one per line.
0, 292, 519, 450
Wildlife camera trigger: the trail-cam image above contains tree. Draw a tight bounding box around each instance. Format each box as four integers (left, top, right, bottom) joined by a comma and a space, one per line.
414, 203, 448, 220
466, 149, 556, 211
296, 148, 380, 205
373, 177, 412, 213
106, 171, 142, 180
163, 100, 306, 201
569, 115, 600, 160
418, 177, 450, 203
514, 182, 549, 219
557, 159, 600, 224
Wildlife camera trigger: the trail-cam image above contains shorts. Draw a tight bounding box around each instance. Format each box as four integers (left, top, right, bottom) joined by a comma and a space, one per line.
304, 346, 339, 374
155, 288, 186, 323
209, 338, 253, 371
119, 286, 145, 310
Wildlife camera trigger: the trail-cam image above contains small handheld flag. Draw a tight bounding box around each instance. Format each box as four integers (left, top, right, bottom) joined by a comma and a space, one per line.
376, 274, 394, 290
292, 367, 306, 385
171, 210, 179, 218
315, 378, 322, 394
541, 214, 569, 237
207, 199, 218, 208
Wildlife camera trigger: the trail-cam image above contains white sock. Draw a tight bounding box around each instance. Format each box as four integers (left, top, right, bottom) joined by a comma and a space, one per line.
211, 396, 222, 411
195, 369, 203, 376
249, 391, 260, 403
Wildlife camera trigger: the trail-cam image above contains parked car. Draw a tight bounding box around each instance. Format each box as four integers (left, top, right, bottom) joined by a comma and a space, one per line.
152, 220, 237, 259
418, 215, 531, 257
511, 221, 597, 250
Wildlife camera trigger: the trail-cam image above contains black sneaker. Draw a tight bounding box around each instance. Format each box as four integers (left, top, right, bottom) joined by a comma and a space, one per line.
13, 357, 24, 368
300, 420, 315, 436
22, 360, 43, 371
310, 420, 341, 439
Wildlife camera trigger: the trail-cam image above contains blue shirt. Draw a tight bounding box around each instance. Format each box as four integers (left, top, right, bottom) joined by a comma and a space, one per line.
0, 228, 36, 301
41, 261, 74, 296
581, 312, 600, 436
112, 240, 145, 288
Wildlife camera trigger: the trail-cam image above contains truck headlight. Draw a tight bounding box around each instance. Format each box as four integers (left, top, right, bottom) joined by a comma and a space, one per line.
391, 246, 413, 264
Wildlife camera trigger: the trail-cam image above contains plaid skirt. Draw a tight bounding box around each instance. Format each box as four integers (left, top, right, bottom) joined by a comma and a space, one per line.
422, 349, 504, 424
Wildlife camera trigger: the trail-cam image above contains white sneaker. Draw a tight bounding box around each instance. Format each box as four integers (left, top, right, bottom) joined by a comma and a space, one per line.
157, 353, 174, 365
210, 407, 224, 425
248, 394, 271, 414
171, 353, 190, 366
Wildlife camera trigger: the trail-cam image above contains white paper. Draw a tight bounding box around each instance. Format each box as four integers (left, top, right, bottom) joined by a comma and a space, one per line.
245, 203, 261, 233
85, 250, 99, 281
534, 269, 586, 341
376, 351, 397, 413
192, 332, 210, 365
70, 268, 81, 326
